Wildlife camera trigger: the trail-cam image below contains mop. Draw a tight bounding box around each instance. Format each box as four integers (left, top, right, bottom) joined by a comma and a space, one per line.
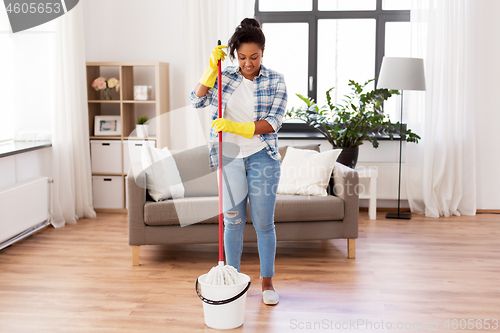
204, 40, 239, 286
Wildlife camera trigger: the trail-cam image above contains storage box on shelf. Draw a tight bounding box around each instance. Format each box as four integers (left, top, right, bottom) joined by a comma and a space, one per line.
123, 140, 157, 176
92, 175, 123, 209
90, 140, 122, 174
86, 62, 169, 212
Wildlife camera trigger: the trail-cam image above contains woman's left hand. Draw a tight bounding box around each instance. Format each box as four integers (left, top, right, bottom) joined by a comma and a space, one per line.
211, 118, 255, 139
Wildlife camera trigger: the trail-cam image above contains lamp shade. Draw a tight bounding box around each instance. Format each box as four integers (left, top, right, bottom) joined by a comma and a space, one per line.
377, 57, 426, 91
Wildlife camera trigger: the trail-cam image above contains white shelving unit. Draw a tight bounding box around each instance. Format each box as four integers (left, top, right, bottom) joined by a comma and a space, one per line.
86, 62, 170, 212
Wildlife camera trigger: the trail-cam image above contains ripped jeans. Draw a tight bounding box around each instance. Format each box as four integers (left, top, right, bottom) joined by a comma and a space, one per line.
217, 148, 281, 278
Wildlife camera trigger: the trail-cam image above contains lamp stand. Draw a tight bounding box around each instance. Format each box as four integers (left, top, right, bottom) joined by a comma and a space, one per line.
386, 91, 411, 220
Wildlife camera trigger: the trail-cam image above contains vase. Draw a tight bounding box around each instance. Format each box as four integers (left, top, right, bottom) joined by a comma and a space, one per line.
103, 88, 112, 100
334, 146, 359, 169
327, 146, 359, 196
136, 124, 148, 138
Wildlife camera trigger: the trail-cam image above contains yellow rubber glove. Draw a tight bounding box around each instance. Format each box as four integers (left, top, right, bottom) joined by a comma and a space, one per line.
211, 118, 255, 139
199, 45, 227, 88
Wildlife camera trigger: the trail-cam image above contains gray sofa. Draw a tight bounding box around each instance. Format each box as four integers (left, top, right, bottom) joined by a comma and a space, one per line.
126, 144, 359, 266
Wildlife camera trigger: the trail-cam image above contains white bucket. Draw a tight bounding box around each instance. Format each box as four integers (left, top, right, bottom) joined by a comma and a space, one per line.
196, 273, 251, 330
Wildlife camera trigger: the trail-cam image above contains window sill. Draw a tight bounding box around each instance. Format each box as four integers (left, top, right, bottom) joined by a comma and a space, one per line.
0, 140, 52, 158
278, 122, 403, 141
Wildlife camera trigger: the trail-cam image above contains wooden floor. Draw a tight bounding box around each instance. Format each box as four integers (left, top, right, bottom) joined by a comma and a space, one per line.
0, 212, 499, 333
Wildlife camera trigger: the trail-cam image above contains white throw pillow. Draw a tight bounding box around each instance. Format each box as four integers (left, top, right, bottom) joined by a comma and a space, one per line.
141, 146, 185, 201
277, 147, 342, 196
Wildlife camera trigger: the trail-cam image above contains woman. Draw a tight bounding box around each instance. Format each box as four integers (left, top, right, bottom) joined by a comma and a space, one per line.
190, 18, 287, 305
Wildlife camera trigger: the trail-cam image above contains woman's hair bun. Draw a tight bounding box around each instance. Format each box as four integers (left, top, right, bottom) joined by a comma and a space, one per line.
240, 18, 261, 30
227, 17, 265, 60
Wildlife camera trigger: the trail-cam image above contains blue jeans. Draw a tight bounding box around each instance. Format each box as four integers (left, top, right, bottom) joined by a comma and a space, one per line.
217, 148, 281, 278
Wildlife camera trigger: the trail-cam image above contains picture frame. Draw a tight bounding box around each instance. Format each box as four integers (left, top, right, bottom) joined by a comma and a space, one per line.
94, 115, 121, 136
134, 85, 152, 101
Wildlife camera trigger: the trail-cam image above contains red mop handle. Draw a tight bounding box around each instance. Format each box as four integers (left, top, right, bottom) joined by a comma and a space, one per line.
217, 40, 223, 263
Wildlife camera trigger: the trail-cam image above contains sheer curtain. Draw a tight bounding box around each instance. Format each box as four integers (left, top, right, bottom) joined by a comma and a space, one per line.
176, 0, 255, 151
406, 0, 476, 217
51, 2, 96, 227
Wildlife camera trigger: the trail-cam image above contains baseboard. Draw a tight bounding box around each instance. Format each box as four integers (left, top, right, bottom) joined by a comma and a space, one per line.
359, 207, 411, 213
95, 208, 127, 214
359, 208, 500, 214
476, 209, 500, 214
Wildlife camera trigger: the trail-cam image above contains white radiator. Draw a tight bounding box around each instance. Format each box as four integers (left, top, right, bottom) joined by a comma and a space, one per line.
0, 176, 51, 250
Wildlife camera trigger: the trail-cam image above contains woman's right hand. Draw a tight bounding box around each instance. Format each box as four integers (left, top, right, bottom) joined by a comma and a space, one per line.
199, 45, 227, 88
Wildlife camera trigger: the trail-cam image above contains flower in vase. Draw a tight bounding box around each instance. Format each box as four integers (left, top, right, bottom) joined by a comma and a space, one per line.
92, 77, 107, 91
108, 77, 120, 91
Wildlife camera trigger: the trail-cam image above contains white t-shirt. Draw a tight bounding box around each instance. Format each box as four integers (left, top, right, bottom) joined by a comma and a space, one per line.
222, 77, 266, 158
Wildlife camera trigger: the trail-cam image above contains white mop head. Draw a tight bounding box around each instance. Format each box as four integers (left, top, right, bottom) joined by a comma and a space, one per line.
205, 261, 239, 285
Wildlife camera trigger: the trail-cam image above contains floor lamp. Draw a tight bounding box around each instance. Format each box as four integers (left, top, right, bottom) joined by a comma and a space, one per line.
377, 57, 426, 219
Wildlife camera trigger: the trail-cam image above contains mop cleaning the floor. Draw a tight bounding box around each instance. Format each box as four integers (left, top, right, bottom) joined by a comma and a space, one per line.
192, 18, 288, 327
195, 40, 252, 330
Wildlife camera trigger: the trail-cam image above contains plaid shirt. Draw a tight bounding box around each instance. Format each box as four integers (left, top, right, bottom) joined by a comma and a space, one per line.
190, 64, 287, 169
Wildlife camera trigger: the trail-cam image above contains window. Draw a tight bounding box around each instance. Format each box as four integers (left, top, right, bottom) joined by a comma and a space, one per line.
262, 23, 309, 107
259, 0, 313, 12
255, 0, 410, 122
0, 6, 55, 142
319, 0, 376, 11
0, 6, 14, 142
383, 0, 411, 10
317, 19, 376, 104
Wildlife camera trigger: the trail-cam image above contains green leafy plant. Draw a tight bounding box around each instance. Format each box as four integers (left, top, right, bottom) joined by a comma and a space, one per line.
286, 79, 421, 148
137, 116, 149, 125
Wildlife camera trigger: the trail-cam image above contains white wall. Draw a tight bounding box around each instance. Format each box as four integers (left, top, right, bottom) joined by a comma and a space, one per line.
82, 0, 188, 110
470, 2, 500, 210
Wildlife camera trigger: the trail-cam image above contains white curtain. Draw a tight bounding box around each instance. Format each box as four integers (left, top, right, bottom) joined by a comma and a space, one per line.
406, 0, 476, 217
50, 2, 96, 227
175, 0, 255, 151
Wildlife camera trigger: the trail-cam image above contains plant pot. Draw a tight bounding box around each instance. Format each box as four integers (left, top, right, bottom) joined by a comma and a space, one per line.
334, 146, 359, 169
136, 124, 148, 138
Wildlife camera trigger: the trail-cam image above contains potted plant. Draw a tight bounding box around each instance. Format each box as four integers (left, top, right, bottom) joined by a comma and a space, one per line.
136, 116, 149, 138
285, 79, 421, 168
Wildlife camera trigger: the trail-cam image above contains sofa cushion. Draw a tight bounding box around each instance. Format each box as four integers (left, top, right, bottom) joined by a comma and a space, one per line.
144, 193, 344, 226
278, 143, 320, 162
141, 146, 185, 201
144, 196, 220, 226
278, 147, 343, 196
272, 194, 344, 222
171, 146, 218, 197
169, 144, 321, 198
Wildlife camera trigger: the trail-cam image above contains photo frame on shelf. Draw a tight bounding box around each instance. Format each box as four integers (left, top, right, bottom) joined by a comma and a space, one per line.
134, 85, 152, 100
94, 115, 121, 136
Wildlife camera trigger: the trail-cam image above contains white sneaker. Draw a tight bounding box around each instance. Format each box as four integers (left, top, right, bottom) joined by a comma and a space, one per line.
262, 289, 279, 305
